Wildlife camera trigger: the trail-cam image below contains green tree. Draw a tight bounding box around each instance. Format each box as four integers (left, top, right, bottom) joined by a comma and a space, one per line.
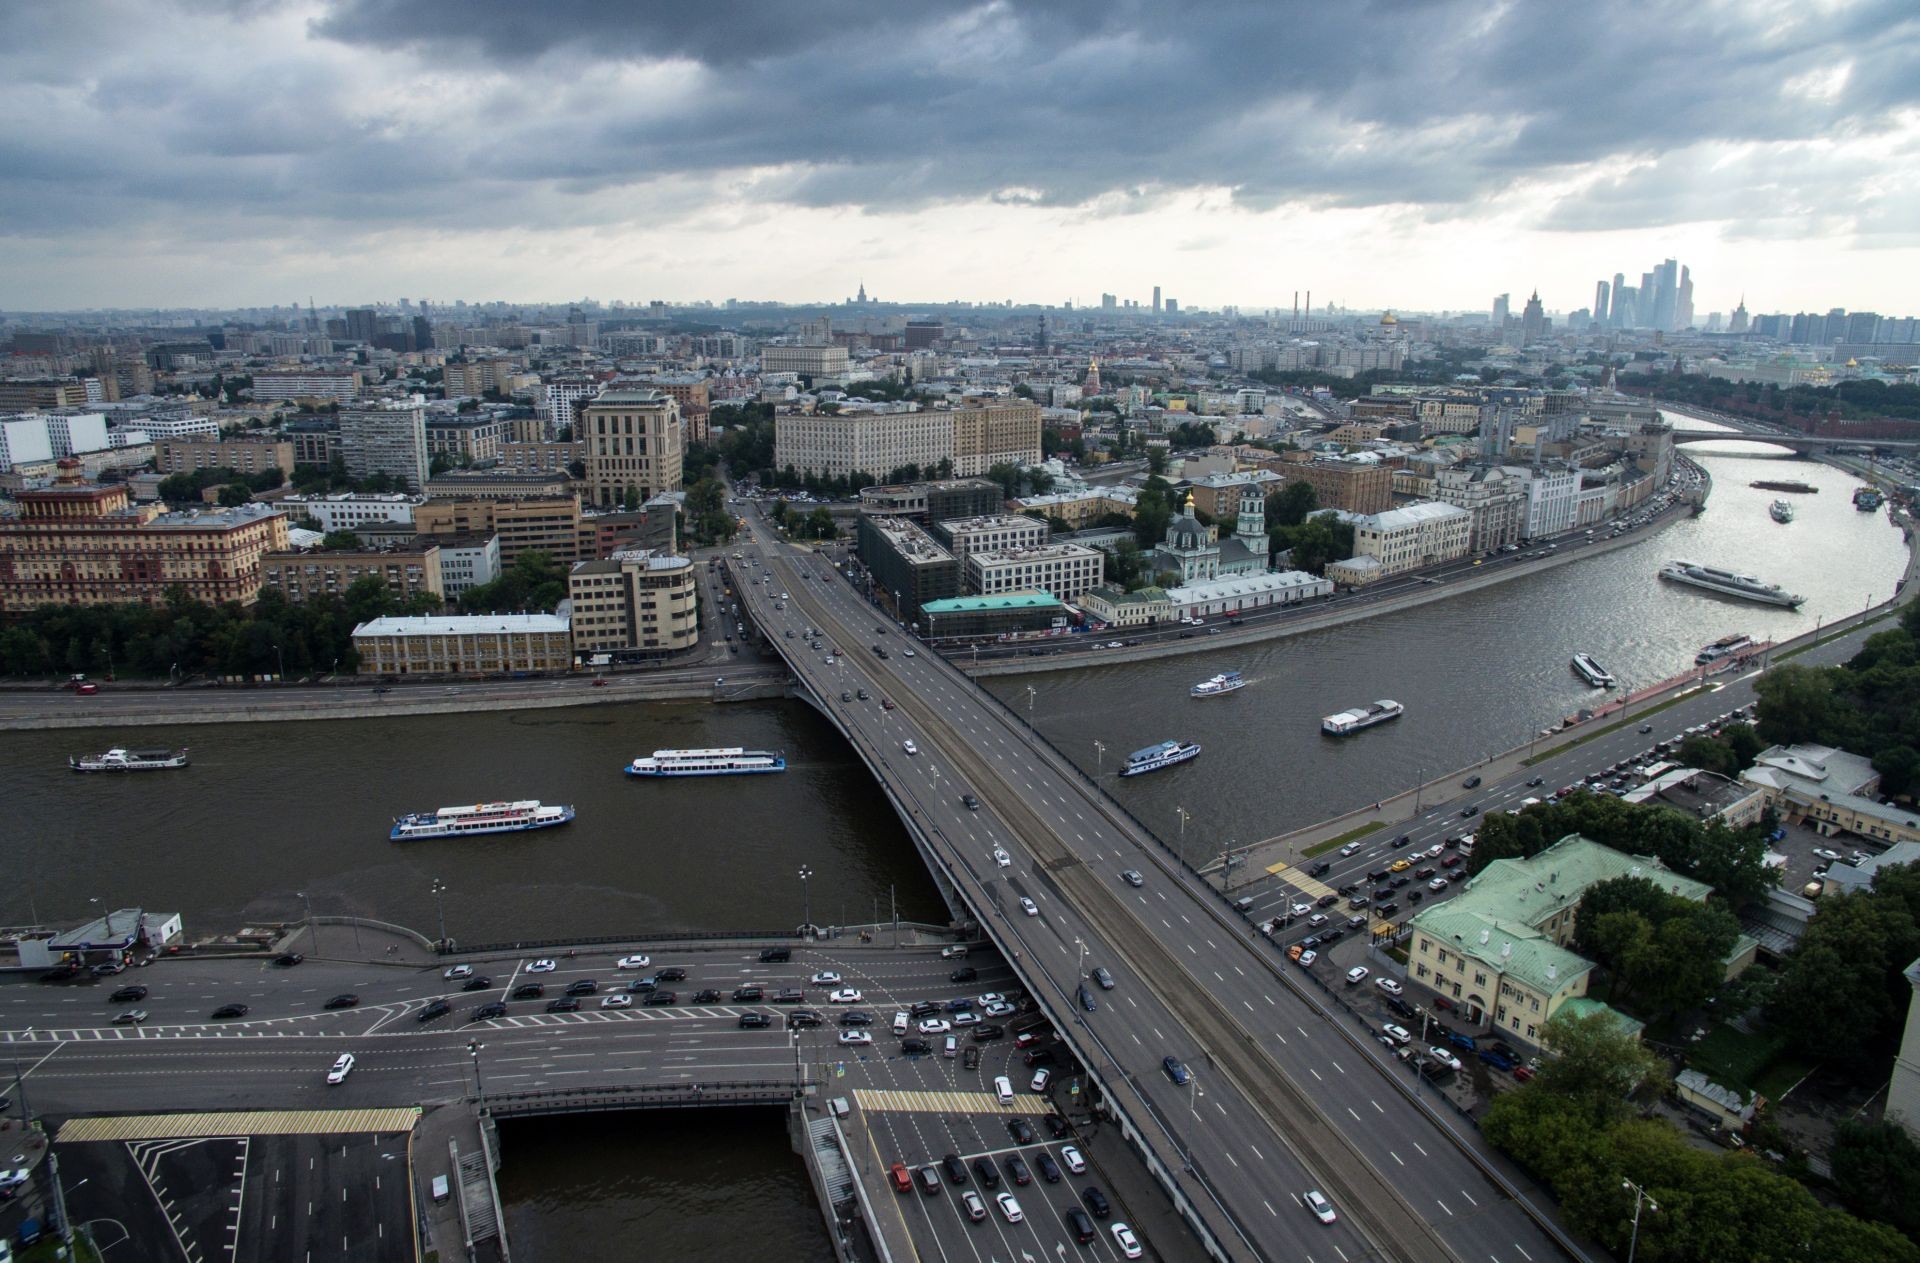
1767, 871, 1920, 1067
216, 483, 251, 507
806, 506, 836, 539
1830, 1119, 1920, 1236
320, 531, 362, 551
1529, 1007, 1669, 1124
1146, 446, 1167, 475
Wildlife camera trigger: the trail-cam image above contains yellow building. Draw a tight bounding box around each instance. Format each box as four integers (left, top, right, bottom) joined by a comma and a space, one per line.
412, 495, 594, 566
262, 545, 443, 605
580, 389, 683, 508
351, 613, 573, 676
0, 459, 288, 612
566, 550, 698, 657
155, 435, 295, 478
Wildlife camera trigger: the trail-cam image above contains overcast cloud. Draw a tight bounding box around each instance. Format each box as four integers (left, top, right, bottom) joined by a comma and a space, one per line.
3, 0, 1917, 312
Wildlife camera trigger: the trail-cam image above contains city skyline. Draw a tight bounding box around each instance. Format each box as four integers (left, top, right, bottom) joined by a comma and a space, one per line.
3, 1, 1918, 314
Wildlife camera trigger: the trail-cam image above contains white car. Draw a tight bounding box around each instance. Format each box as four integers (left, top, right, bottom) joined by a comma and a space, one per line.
952, 1011, 980, 1026
1018, 897, 1038, 917
326, 1053, 355, 1084
902, 739, 918, 755
617, 955, 652, 970
829, 988, 864, 1004
1374, 977, 1404, 996
1381, 1023, 1412, 1045
903, 648, 916, 657
1428, 877, 1449, 892
1345, 965, 1369, 986
996, 1192, 1024, 1223
601, 994, 633, 1008
1304, 1189, 1338, 1225
1296, 949, 1317, 967
992, 847, 1012, 868
526, 959, 557, 973
1291, 901, 1312, 917
1428, 1046, 1463, 1072
1111, 1223, 1144, 1258
1061, 1145, 1087, 1174
977, 992, 1006, 1007
0, 1168, 31, 1190
1031, 1068, 1052, 1092
918, 1018, 952, 1034
443, 964, 473, 980
1339, 841, 1363, 856
1813, 847, 1843, 862
983, 1001, 1015, 1017
837, 1030, 872, 1046
892, 1011, 910, 1034
810, 971, 842, 985
1427, 843, 1446, 858
780, 592, 789, 599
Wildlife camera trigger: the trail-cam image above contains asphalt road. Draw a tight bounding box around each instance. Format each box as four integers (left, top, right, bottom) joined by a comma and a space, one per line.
730, 508, 1573, 1263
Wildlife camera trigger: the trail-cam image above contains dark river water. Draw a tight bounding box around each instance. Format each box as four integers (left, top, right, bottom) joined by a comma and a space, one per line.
5, 413, 1901, 1260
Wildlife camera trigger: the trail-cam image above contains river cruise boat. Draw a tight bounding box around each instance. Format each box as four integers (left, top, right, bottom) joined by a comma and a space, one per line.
1750, 479, 1817, 494
1855, 486, 1885, 511
69, 746, 189, 773
1322, 700, 1404, 736
1190, 671, 1246, 698
625, 747, 787, 777
1695, 633, 1753, 665
1659, 560, 1805, 608
390, 800, 575, 841
1769, 499, 1795, 523
1119, 740, 1201, 777
1570, 654, 1617, 689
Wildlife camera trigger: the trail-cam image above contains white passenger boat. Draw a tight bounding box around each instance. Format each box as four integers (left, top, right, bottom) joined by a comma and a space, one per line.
1659, 560, 1804, 608
1190, 672, 1246, 698
69, 746, 189, 772
625, 747, 787, 777
1571, 654, 1616, 689
390, 800, 574, 840
1322, 700, 1404, 736
1119, 740, 1201, 777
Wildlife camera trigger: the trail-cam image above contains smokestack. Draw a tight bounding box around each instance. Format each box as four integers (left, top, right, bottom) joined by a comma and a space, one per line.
1306, 290, 1311, 317
1293, 291, 1299, 320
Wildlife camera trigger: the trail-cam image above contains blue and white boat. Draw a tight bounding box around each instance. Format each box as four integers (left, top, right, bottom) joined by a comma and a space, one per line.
625, 747, 787, 777
1191, 671, 1246, 698
1119, 740, 1201, 777
390, 800, 574, 841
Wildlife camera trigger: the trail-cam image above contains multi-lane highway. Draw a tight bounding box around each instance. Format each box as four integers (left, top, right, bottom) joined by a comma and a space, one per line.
733, 505, 1581, 1263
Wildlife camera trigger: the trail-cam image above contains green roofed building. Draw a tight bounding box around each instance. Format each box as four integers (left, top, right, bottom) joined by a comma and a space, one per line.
919, 590, 1068, 639
1406, 834, 1713, 1049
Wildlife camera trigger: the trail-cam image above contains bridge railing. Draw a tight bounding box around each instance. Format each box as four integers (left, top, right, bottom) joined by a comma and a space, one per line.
484, 1078, 817, 1117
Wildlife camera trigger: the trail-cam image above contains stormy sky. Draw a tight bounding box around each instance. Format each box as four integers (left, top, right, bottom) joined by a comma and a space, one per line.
3, 0, 1917, 315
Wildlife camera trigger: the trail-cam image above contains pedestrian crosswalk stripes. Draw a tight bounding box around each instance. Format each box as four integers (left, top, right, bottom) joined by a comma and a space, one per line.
57, 1108, 420, 1143
1263, 861, 1336, 901
852, 1088, 1052, 1117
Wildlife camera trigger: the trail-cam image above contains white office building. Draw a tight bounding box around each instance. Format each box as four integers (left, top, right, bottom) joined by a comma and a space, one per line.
1332, 501, 1472, 585
0, 417, 55, 471
280, 493, 425, 532
966, 543, 1105, 605
1520, 465, 1581, 539
776, 412, 954, 482
938, 514, 1049, 568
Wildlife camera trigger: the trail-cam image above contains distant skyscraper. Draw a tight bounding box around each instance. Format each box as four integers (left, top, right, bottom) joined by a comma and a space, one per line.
1101, 293, 1116, 310
1152, 286, 1162, 314
345, 308, 378, 343
1675, 266, 1694, 330
1730, 297, 1749, 335
1491, 293, 1510, 329
1594, 280, 1611, 326
1610, 273, 1627, 327
1520, 291, 1546, 345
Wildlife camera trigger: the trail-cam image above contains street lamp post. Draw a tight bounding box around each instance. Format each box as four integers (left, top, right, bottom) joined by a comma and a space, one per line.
1025, 685, 1037, 719
89, 897, 114, 938
798, 865, 814, 936
1175, 806, 1190, 844
298, 890, 315, 954
1075, 937, 1087, 979
1093, 739, 1106, 772
467, 1039, 488, 1110
273, 643, 285, 683
1623, 1177, 1658, 1263
430, 879, 448, 950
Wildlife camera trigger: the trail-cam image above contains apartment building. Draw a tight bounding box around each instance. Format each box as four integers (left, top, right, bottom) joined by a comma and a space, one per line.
1434, 464, 1529, 551
412, 495, 593, 565
1288, 459, 1394, 515
1326, 501, 1471, 586
251, 370, 362, 403
424, 415, 504, 465
948, 402, 1043, 477
761, 345, 851, 378
284, 420, 340, 467
579, 389, 683, 508
278, 493, 423, 532
261, 544, 444, 605
934, 514, 1049, 569
857, 478, 1005, 523
499, 440, 586, 476
419, 531, 501, 598
155, 435, 295, 478
0, 460, 288, 611
966, 543, 1104, 605
567, 549, 698, 657
338, 402, 429, 490
0, 380, 93, 410
777, 412, 953, 482
425, 470, 574, 501
351, 613, 573, 676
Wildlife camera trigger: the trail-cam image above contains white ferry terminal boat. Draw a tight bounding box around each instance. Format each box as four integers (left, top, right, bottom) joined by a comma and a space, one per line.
1322, 700, 1404, 736
390, 800, 575, 841
1571, 653, 1617, 689
1190, 671, 1246, 698
625, 747, 787, 777
69, 746, 189, 773
1659, 560, 1804, 608
1119, 740, 1201, 777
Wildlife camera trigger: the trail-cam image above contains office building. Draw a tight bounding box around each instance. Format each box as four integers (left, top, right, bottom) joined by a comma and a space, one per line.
761, 344, 851, 379
1434, 464, 1529, 551
1519, 291, 1546, 345
966, 543, 1103, 605
1288, 459, 1394, 515
284, 419, 340, 467
261, 543, 444, 605
858, 477, 1007, 523
0, 380, 92, 410
1593, 280, 1610, 326
1491, 294, 1510, 329
339, 402, 429, 490
424, 415, 504, 466
935, 514, 1049, 568
412, 495, 593, 566
426, 470, 574, 501
1152, 286, 1162, 314
0, 460, 287, 612
579, 389, 683, 508
350, 613, 573, 676
1325, 502, 1471, 586
499, 440, 586, 477
856, 514, 961, 622
279, 493, 422, 532
566, 549, 699, 657
0, 416, 56, 471
919, 592, 1068, 639
155, 435, 294, 478
948, 402, 1043, 477
779, 412, 953, 482
420, 531, 500, 598
251, 370, 361, 403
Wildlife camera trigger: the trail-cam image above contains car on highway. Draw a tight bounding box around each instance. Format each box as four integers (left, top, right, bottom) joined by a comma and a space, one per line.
1081, 1186, 1111, 1218
565, 979, 598, 996
810, 971, 842, 985
1061, 1145, 1087, 1174
996, 1192, 1024, 1223
901, 739, 917, 755
617, 955, 652, 969
109, 985, 149, 1002
1339, 840, 1364, 856
738, 1012, 770, 1028
460, 976, 492, 992
918, 1018, 952, 1034
1031, 1068, 1052, 1092
600, 994, 632, 1009
527, 959, 557, 972
1111, 1222, 1144, 1258
1304, 1189, 1338, 1224
417, 1000, 451, 1023
211, 1003, 249, 1019
1120, 869, 1144, 887
993, 847, 1012, 867
961, 1190, 988, 1221
837, 1030, 872, 1046
950, 966, 978, 983
1018, 896, 1039, 916
1463, 775, 1482, 789
1092, 966, 1115, 990
270, 953, 303, 968
112, 1008, 147, 1025
321, 993, 360, 1009
1162, 1056, 1191, 1085
1008, 1117, 1035, 1144
644, 990, 677, 1006
1460, 804, 1479, 817
656, 968, 687, 982
1388, 858, 1411, 872
443, 965, 473, 980
545, 998, 581, 1013
903, 648, 916, 657
983, 999, 1015, 1017
471, 1002, 508, 1021
510, 983, 545, 1000
829, 988, 864, 1004
962, 794, 979, 810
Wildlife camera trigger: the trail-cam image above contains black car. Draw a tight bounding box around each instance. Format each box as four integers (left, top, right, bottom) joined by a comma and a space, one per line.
461, 976, 492, 992
272, 952, 304, 967
644, 990, 678, 1006
1463, 775, 1482, 789
1065, 1205, 1097, 1244
1007, 1117, 1034, 1144
510, 983, 546, 1000
787, 1009, 823, 1028
1408, 890, 1425, 905
901, 1037, 932, 1055
1091, 967, 1115, 990
1076, 983, 1097, 1012
627, 977, 658, 993
1044, 1113, 1070, 1138
771, 988, 805, 1005
323, 993, 359, 1009
1162, 1055, 1191, 1085
39, 966, 80, 984
470, 1002, 507, 1022
691, 989, 722, 1004
110, 984, 149, 1002
564, 979, 597, 996
1378, 902, 1400, 917
1307, 860, 1332, 878
733, 985, 764, 1002
950, 966, 979, 983
1526, 777, 1546, 788
1416, 866, 1437, 879
972, 1024, 1004, 1042
1081, 1186, 1111, 1218
1392, 834, 1411, 848
1025, 1047, 1055, 1068
1390, 875, 1411, 888
944, 998, 974, 1012
940, 1153, 968, 1185
1319, 927, 1344, 944
1387, 996, 1417, 1019
1036, 1152, 1063, 1185
657, 967, 687, 982
759, 947, 791, 963
973, 1157, 1001, 1189
962, 795, 980, 811
546, 998, 581, 1013
1300, 933, 1320, 949
839, 1010, 874, 1026
1366, 868, 1389, 883
1373, 886, 1393, 901
1005, 1155, 1032, 1186
738, 1012, 771, 1028
963, 1045, 981, 1070
910, 1000, 941, 1019
416, 1000, 451, 1023
211, 1003, 250, 1019
1460, 804, 1479, 817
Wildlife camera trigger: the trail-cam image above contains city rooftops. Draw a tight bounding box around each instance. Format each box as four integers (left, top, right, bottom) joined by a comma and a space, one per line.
938, 514, 1048, 534
1352, 501, 1472, 532
919, 591, 1065, 614
146, 503, 286, 529
584, 388, 671, 407
352, 613, 570, 637
967, 542, 1100, 564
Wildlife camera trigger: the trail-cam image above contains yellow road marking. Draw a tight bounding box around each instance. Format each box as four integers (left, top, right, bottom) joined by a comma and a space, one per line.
56, 1108, 420, 1143
852, 1088, 1051, 1116
1264, 863, 1335, 900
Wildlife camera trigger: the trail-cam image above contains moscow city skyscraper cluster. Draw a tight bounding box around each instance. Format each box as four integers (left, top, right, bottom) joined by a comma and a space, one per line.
1592, 259, 1693, 333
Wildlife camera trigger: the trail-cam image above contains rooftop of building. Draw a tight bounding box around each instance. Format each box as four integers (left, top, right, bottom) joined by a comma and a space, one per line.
146, 503, 286, 529
1353, 500, 1472, 531
267, 542, 439, 559
415, 530, 497, 549
968, 542, 1102, 565
281, 491, 423, 503
1083, 584, 1170, 606
353, 613, 570, 637
937, 513, 1049, 534
1165, 570, 1327, 601
585, 388, 671, 406
47, 907, 173, 952
1622, 768, 1762, 819
1747, 743, 1881, 797
920, 591, 1065, 613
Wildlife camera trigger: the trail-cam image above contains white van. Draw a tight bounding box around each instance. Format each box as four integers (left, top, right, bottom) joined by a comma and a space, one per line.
940, 945, 968, 959
994, 1075, 1014, 1105
944, 1035, 958, 1058
893, 1011, 910, 1035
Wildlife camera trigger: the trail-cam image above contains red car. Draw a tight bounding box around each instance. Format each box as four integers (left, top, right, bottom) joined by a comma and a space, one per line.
889, 1162, 913, 1194
75, 682, 99, 695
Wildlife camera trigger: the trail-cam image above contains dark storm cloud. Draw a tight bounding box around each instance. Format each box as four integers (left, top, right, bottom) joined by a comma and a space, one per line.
2, 0, 1916, 242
